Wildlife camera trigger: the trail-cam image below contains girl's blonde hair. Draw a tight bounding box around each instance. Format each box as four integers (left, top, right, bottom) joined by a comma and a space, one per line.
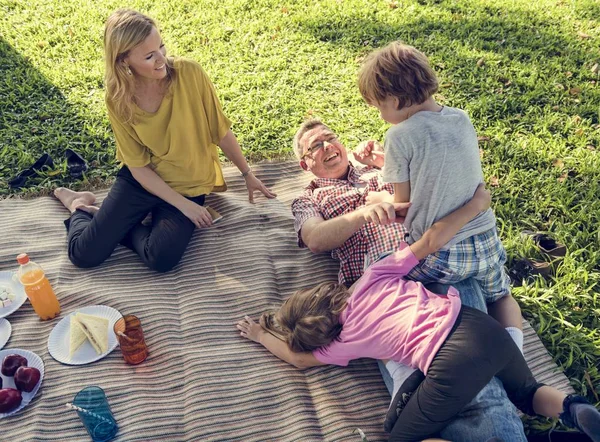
103, 9, 175, 123
260, 282, 350, 352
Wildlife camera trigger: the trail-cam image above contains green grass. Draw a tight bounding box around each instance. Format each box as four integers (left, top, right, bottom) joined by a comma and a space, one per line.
1, 0, 599, 435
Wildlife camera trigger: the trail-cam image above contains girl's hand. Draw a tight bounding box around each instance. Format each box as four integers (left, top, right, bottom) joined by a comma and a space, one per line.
237, 316, 265, 343
244, 173, 277, 203
179, 199, 212, 228
352, 140, 385, 168
472, 183, 491, 213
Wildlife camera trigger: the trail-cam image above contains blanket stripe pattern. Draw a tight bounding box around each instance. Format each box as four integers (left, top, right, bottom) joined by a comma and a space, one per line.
0, 161, 572, 441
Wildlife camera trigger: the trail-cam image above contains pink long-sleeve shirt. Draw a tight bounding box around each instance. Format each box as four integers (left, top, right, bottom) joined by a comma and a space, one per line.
313, 243, 461, 374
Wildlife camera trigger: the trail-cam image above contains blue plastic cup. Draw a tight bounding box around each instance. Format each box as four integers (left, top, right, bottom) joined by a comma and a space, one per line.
73, 386, 118, 442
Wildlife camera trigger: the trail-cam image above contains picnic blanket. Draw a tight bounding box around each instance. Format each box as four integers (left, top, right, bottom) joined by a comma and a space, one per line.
0, 161, 573, 441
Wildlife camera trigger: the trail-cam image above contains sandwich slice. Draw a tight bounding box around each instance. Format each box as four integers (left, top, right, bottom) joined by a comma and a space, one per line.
69, 315, 88, 357
74, 312, 109, 355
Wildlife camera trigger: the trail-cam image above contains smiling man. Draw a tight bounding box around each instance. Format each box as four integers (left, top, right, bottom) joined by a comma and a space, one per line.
292, 119, 409, 287
291, 119, 528, 442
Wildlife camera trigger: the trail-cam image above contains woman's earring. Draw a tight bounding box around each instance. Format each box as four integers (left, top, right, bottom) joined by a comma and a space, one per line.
125, 65, 132, 76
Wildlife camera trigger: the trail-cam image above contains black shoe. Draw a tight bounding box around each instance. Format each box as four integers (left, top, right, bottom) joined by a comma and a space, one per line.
508, 257, 552, 286
65, 149, 88, 178
560, 394, 600, 442
527, 429, 593, 442
8, 153, 54, 188
383, 369, 425, 433
522, 230, 567, 258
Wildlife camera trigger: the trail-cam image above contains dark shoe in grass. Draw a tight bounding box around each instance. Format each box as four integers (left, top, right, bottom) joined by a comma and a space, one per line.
383, 369, 425, 433
65, 148, 88, 178
8, 153, 54, 188
560, 394, 600, 442
522, 230, 567, 259
508, 257, 552, 286
527, 430, 594, 442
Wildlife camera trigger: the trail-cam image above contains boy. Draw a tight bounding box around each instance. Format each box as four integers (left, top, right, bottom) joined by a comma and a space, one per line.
357, 41, 524, 352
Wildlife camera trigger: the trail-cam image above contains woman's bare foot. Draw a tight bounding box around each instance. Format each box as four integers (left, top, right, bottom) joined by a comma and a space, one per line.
54, 188, 97, 214
77, 204, 100, 215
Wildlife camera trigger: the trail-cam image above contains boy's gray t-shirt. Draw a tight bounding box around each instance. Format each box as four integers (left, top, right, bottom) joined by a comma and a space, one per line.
383, 106, 496, 247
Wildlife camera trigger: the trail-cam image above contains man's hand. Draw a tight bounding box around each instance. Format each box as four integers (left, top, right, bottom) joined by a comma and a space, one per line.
365, 190, 394, 206
237, 316, 265, 344
363, 202, 411, 225
244, 173, 277, 203
352, 140, 384, 168
472, 183, 491, 213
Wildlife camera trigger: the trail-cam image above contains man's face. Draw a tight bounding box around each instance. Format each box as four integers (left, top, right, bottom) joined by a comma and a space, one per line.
299, 125, 349, 179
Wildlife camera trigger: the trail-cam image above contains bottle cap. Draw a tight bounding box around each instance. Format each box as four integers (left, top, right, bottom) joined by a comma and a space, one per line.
16, 253, 29, 265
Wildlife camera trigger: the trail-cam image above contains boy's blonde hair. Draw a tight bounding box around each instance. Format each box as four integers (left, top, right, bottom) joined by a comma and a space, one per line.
104, 9, 176, 123
260, 282, 350, 352
358, 41, 438, 109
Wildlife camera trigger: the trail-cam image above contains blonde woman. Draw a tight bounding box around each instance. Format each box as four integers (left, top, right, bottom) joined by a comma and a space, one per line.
55, 9, 275, 272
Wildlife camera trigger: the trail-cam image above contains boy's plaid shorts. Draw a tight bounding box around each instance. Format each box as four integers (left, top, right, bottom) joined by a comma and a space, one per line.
406, 227, 510, 303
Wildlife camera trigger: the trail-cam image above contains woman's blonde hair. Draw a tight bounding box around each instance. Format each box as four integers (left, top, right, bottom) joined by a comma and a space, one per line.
358, 41, 438, 110
260, 282, 350, 352
103, 9, 175, 123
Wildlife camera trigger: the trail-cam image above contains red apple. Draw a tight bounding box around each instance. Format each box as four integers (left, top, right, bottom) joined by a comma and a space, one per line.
14, 366, 41, 393
1, 354, 27, 376
0, 388, 22, 413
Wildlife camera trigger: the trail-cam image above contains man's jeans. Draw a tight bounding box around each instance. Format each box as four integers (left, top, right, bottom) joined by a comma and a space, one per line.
378, 278, 527, 442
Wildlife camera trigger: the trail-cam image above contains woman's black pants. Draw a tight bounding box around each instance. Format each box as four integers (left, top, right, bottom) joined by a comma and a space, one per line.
64, 166, 205, 273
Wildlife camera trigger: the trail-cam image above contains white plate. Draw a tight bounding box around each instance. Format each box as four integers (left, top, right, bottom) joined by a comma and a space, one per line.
0, 348, 45, 418
0, 319, 11, 350
0, 272, 27, 319
47, 305, 122, 365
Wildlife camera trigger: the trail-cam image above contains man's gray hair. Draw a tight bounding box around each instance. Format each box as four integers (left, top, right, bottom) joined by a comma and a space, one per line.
293, 119, 332, 159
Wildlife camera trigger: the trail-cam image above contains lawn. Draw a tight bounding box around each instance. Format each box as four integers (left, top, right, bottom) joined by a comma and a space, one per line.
1, 0, 599, 435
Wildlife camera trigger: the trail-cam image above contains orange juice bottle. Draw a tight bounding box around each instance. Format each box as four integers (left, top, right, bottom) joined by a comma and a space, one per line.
16, 253, 60, 320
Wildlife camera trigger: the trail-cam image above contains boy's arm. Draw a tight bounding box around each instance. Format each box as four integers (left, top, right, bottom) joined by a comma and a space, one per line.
393, 182, 411, 203
237, 316, 326, 369
410, 184, 491, 261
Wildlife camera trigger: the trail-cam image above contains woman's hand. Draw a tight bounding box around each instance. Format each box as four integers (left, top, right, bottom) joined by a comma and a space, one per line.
179, 199, 213, 228
237, 316, 265, 344
352, 140, 385, 168
244, 173, 277, 203
472, 183, 491, 213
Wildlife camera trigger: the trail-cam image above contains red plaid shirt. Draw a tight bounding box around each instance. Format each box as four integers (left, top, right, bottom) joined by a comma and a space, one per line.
292, 163, 408, 286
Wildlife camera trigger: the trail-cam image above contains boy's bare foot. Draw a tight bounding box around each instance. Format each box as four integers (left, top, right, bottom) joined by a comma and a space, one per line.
54, 188, 97, 214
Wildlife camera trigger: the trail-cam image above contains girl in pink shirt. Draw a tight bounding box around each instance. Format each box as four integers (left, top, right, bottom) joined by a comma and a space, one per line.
237, 186, 600, 442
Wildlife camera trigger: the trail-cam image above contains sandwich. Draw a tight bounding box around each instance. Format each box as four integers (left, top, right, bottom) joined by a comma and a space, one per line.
69, 315, 88, 357
72, 312, 109, 355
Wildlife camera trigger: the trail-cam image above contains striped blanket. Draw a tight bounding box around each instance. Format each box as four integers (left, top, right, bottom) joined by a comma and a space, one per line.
0, 161, 572, 441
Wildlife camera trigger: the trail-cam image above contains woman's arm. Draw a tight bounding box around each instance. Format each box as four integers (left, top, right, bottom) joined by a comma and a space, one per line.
218, 130, 277, 203
410, 184, 491, 260
129, 166, 212, 228
237, 316, 325, 369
